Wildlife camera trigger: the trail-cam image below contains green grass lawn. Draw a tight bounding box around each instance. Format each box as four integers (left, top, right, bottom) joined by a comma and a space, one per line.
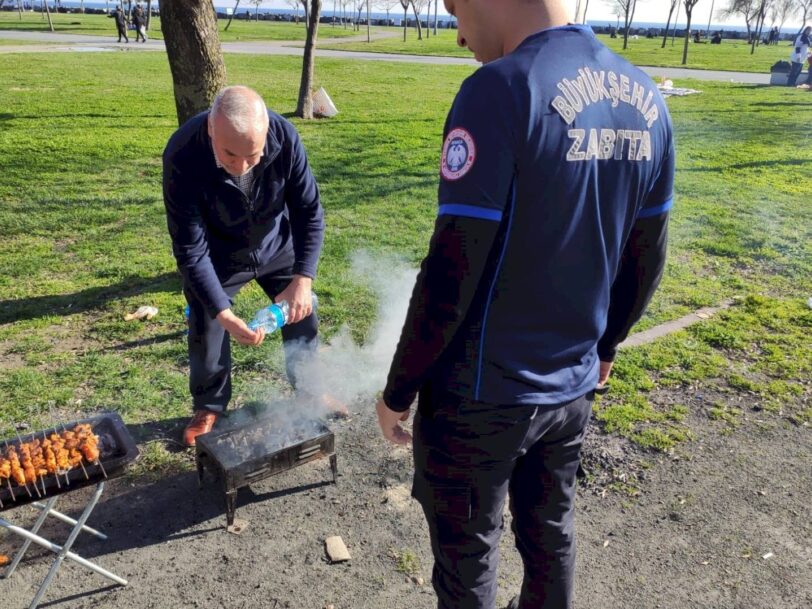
323, 27, 791, 73
0, 11, 368, 42
0, 51, 809, 448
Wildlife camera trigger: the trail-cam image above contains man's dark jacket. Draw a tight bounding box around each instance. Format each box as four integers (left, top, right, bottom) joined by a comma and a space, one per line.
163, 110, 325, 319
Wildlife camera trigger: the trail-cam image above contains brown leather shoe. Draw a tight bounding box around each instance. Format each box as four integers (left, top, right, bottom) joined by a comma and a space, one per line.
183, 410, 219, 447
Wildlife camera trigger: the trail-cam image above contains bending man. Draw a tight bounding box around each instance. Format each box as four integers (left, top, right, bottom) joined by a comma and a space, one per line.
163, 86, 326, 446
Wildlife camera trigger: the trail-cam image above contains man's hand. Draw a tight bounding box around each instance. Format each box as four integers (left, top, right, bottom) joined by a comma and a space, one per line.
597, 360, 614, 388
216, 308, 266, 346
275, 275, 313, 325
376, 398, 412, 446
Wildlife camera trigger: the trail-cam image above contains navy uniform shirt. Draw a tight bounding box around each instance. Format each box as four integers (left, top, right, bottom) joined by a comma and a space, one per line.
384, 25, 674, 410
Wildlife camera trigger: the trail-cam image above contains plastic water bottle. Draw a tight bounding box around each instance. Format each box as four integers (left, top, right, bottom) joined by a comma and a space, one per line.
247, 293, 318, 333
248, 300, 290, 333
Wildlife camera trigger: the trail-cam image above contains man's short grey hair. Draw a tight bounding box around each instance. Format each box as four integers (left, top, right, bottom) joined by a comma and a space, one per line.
210, 86, 269, 135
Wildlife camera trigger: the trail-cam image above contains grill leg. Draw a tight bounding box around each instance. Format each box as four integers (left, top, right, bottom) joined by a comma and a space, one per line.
225, 489, 237, 528
196, 456, 205, 488
329, 454, 338, 484
29, 482, 111, 609
3, 496, 58, 579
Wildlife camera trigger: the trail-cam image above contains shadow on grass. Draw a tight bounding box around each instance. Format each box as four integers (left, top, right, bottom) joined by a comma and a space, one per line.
683, 158, 811, 171
101, 330, 187, 353
0, 272, 181, 324
750, 101, 812, 107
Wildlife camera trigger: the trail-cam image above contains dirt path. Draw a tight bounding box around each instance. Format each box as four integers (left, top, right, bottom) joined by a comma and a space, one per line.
2, 393, 809, 609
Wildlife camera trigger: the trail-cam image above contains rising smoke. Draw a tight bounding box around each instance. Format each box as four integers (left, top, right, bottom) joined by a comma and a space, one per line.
224, 250, 418, 440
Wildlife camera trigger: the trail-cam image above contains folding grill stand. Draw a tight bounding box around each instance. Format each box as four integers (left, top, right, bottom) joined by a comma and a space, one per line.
0, 481, 127, 609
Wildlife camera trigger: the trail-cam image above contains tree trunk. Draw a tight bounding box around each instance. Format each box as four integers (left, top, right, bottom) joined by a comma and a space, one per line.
402, 6, 407, 41
255, 1, 259, 21
622, 1, 633, 50
127, 0, 132, 21
18, 0, 23, 19
671, 0, 680, 46
296, 0, 322, 119
146, 0, 152, 30
750, 4, 765, 54
366, 0, 370, 42
161, 0, 227, 126
681, 8, 692, 65
225, 0, 240, 30
411, 2, 422, 40
424, 2, 429, 38
433, 0, 437, 35
304, 0, 309, 25
662, 2, 675, 48
705, 0, 714, 37
44, 0, 54, 31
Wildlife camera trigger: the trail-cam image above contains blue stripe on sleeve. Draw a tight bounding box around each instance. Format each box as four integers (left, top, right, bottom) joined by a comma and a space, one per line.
637, 197, 673, 219
438, 204, 503, 222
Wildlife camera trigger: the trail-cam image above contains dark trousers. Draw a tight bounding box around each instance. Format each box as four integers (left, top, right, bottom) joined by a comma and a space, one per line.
412, 385, 593, 609
117, 26, 129, 43
787, 61, 804, 86
184, 257, 318, 414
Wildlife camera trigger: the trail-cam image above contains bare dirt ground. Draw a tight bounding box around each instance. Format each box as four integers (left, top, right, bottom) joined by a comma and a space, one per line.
2, 392, 810, 609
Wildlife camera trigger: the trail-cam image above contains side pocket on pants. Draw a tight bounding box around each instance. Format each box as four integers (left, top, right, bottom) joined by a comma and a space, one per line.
413, 474, 472, 523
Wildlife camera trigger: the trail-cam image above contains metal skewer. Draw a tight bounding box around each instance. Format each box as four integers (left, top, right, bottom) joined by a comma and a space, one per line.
6, 479, 16, 502
96, 458, 108, 479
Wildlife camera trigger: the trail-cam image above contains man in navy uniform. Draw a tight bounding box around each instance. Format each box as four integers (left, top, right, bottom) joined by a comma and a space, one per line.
376, 1, 674, 608
163, 86, 326, 447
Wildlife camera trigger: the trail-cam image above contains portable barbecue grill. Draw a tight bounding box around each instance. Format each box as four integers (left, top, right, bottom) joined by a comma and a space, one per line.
195, 414, 337, 530
0, 412, 139, 609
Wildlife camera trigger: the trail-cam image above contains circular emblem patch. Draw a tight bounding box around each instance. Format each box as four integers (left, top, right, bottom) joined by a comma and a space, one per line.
441, 128, 476, 181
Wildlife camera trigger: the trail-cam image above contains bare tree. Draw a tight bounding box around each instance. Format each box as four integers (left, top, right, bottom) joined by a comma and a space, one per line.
769, 0, 796, 33
662, 0, 679, 47
248, 0, 263, 21
353, 0, 364, 31
796, 0, 812, 35
285, 0, 301, 22
749, 0, 770, 53
43, 0, 54, 32
161, 0, 227, 125
296, 0, 322, 118
681, 0, 701, 64
412, 0, 428, 39
399, 0, 408, 40
377, 0, 399, 23
146, 0, 152, 30
433, 0, 438, 34
720, 0, 759, 41
605, 0, 639, 49
225, 0, 241, 30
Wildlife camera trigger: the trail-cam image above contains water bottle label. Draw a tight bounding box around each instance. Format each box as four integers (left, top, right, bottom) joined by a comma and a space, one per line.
271, 304, 286, 328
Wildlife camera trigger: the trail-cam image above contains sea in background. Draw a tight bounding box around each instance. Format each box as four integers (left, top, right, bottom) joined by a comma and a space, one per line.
5, 1, 803, 35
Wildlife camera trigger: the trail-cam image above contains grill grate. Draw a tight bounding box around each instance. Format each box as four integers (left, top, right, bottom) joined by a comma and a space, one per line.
0, 412, 139, 511
195, 415, 337, 528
